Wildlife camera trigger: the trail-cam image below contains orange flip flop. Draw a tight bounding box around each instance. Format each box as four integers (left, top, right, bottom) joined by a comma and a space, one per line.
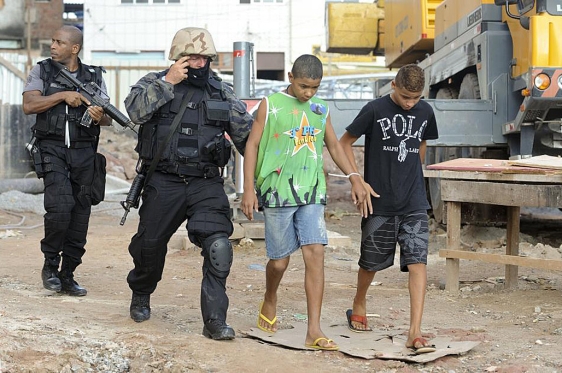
346, 309, 372, 332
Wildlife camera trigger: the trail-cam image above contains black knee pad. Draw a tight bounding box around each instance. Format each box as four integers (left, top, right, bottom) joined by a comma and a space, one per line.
203, 233, 232, 279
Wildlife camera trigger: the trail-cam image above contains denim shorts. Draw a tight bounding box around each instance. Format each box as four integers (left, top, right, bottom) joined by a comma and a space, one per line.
263, 204, 328, 259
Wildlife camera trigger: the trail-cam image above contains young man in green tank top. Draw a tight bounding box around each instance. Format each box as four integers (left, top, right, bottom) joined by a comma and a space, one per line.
241, 54, 369, 350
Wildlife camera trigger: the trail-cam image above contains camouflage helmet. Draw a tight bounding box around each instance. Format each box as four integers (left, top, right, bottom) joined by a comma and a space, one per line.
168, 27, 217, 61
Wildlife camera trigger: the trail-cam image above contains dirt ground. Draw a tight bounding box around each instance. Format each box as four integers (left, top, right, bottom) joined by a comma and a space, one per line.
1, 130, 562, 372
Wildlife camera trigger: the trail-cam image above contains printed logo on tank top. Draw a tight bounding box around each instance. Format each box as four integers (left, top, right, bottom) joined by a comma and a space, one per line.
378, 114, 427, 163
283, 110, 323, 156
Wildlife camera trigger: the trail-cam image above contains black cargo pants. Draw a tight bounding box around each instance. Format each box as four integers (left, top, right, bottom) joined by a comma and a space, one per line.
39, 140, 95, 268
126, 171, 234, 323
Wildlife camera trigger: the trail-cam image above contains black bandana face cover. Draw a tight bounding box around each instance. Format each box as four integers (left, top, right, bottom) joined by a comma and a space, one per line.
187, 59, 211, 87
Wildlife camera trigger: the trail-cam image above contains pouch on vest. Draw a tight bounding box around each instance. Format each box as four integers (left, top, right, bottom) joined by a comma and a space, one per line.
203, 133, 232, 167
136, 124, 156, 160
203, 100, 230, 126
34, 113, 66, 137
91, 153, 106, 205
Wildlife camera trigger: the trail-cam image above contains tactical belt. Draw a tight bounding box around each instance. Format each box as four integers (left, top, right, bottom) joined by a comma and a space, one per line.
39, 139, 94, 149
176, 163, 219, 178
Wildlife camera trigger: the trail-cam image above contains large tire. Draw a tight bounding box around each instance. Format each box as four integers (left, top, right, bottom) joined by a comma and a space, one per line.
435, 86, 459, 99
458, 73, 481, 99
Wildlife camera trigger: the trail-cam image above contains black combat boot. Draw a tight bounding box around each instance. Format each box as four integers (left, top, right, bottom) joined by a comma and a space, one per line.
130, 293, 151, 322
59, 259, 87, 296
41, 259, 61, 292
202, 319, 235, 340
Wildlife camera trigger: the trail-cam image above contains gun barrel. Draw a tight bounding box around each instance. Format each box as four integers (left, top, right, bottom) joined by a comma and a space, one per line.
120, 210, 129, 226
103, 103, 134, 129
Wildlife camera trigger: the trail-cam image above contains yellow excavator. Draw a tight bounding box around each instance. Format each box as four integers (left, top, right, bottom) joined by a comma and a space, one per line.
326, 0, 562, 159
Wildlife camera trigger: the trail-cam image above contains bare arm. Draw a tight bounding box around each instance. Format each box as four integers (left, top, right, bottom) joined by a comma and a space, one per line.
240, 98, 267, 221
23, 90, 89, 115
419, 140, 427, 163
339, 130, 378, 216
339, 131, 360, 173
324, 116, 365, 205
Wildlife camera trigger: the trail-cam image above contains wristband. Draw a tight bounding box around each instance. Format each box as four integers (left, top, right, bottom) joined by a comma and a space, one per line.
328, 172, 361, 179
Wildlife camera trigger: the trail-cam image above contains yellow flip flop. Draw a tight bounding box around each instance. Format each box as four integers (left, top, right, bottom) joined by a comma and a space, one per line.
257, 301, 277, 333
305, 337, 339, 351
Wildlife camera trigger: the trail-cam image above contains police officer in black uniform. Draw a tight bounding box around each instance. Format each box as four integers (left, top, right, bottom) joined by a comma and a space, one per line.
22, 26, 111, 296
124, 27, 253, 340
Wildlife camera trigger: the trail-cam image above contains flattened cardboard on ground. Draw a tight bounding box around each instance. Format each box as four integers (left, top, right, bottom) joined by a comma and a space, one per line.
244, 323, 479, 363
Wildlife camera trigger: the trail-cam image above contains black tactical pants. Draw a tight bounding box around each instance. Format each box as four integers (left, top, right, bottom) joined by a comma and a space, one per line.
39, 141, 95, 268
127, 171, 234, 323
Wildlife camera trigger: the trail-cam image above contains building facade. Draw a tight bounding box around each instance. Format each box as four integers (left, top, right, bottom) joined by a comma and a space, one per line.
82, 0, 327, 80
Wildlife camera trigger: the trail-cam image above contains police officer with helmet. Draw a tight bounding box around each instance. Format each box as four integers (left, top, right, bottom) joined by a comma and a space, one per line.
124, 27, 253, 340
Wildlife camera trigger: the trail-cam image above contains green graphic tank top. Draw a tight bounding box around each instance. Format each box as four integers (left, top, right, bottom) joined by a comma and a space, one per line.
255, 92, 328, 207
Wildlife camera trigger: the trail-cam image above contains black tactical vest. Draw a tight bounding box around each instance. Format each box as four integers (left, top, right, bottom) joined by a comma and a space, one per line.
136, 74, 231, 178
33, 59, 103, 142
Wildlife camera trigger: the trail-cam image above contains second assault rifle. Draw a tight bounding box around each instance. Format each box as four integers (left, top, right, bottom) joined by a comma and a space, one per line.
52, 60, 137, 133
120, 172, 145, 225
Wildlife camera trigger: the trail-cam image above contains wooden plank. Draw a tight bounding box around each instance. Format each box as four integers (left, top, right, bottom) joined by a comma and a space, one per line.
439, 250, 562, 271
445, 258, 460, 293
508, 155, 562, 170
427, 158, 543, 173
424, 169, 562, 183
440, 180, 562, 208
0, 55, 26, 81
446, 202, 461, 250
445, 201, 461, 293
505, 206, 520, 289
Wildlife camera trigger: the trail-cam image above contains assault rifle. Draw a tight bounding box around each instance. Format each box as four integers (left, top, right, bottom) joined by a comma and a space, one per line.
120, 172, 146, 225
52, 60, 137, 133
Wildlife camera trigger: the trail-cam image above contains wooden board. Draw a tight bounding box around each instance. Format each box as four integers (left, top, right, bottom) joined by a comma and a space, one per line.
439, 250, 562, 271
508, 155, 562, 170
440, 180, 562, 207
424, 168, 562, 183
427, 158, 549, 173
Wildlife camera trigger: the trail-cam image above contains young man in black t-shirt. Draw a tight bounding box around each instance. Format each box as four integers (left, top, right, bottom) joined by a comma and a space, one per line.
339, 64, 439, 354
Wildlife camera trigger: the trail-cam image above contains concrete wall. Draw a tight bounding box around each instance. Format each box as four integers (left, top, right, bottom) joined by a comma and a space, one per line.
0, 0, 63, 51
32, 0, 64, 52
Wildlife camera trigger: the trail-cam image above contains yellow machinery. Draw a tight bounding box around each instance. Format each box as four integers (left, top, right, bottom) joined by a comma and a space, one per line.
325, 2, 385, 55
326, 0, 562, 158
